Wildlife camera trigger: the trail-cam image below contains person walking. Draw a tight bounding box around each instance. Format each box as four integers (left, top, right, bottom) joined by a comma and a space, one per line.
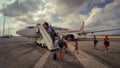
51, 29, 57, 44
58, 36, 66, 60
48, 25, 53, 34
43, 22, 49, 32
93, 36, 98, 50
104, 36, 110, 53
73, 41, 79, 54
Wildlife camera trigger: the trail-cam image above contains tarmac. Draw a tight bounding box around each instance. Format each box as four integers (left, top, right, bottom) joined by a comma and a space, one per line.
0, 36, 120, 68
68, 43, 108, 68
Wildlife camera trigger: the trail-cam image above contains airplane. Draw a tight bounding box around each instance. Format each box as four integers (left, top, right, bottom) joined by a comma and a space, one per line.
16, 22, 120, 50
16, 21, 120, 40
16, 22, 85, 40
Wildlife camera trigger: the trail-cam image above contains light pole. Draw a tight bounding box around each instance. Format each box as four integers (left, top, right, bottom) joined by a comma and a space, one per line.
8, 24, 10, 36
2, 4, 6, 36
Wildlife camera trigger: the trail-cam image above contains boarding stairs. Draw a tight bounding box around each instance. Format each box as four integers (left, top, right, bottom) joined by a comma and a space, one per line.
36, 25, 55, 50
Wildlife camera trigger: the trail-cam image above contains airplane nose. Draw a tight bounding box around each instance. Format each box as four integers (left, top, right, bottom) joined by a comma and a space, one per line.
16, 30, 24, 35
16, 30, 20, 35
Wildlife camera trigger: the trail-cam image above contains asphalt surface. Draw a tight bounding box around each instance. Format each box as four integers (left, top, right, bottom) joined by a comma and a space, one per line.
69, 38, 120, 68
0, 36, 47, 68
0, 36, 120, 68
0, 36, 83, 68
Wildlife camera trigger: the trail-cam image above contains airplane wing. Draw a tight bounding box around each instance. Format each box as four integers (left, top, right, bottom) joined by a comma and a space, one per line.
83, 28, 120, 34
54, 21, 120, 35
57, 28, 120, 35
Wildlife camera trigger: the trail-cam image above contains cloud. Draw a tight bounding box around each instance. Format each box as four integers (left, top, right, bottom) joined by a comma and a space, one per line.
0, 0, 50, 25
0, 0, 120, 36
85, 0, 120, 34
50, 0, 90, 16
0, 21, 29, 36
15, 12, 37, 24
1, 0, 42, 17
91, 0, 105, 4
0, 0, 56, 24
52, 13, 87, 29
34, 0, 89, 29
0, 0, 90, 24
85, 7, 103, 26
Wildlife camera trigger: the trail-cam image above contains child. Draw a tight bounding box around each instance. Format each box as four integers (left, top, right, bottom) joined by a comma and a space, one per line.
73, 41, 79, 54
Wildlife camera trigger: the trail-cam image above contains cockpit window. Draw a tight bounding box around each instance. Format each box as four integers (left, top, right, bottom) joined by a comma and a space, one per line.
27, 26, 34, 29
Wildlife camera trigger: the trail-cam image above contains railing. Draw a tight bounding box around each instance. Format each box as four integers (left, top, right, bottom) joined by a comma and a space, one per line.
39, 25, 53, 50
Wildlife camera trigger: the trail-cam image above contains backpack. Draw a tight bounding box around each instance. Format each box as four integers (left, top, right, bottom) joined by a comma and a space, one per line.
58, 39, 64, 48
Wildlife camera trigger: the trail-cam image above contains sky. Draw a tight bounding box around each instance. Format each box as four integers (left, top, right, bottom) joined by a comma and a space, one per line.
0, 0, 120, 36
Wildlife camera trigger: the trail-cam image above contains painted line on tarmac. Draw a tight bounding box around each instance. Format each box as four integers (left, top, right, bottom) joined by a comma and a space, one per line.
68, 43, 108, 68
33, 51, 50, 68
